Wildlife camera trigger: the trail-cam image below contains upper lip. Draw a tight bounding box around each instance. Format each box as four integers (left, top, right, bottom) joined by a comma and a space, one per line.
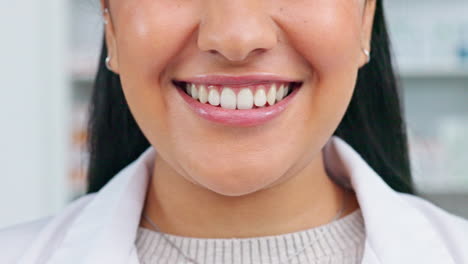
174, 74, 302, 87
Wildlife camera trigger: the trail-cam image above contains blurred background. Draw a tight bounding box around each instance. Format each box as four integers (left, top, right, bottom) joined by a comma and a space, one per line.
0, 0, 467, 229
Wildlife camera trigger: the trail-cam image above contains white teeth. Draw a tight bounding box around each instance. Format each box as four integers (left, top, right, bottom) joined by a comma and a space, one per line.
283, 85, 290, 97
254, 86, 267, 107
208, 87, 220, 106
186, 83, 192, 96
220, 87, 237, 109
276, 84, 284, 101
237, 88, 254, 110
183, 82, 294, 109
198, 85, 208, 104
191, 83, 198, 99
267, 84, 276, 106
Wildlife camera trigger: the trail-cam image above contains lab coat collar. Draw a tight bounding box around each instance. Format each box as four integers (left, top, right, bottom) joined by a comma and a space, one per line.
42, 146, 154, 264
323, 136, 455, 263
33, 136, 456, 263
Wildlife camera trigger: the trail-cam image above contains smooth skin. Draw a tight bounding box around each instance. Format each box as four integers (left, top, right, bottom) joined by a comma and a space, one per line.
101, 0, 375, 238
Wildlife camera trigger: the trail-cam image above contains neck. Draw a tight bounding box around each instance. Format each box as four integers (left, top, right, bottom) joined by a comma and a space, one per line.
140, 152, 360, 238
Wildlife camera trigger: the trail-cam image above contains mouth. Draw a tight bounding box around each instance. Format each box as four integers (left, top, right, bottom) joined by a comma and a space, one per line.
171, 75, 304, 127
172, 80, 303, 110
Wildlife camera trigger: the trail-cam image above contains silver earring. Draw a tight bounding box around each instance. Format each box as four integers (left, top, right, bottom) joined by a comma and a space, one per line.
362, 48, 371, 63
103, 8, 109, 25
105, 55, 112, 71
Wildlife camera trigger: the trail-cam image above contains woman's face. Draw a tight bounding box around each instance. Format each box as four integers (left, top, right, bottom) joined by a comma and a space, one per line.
103, 0, 375, 196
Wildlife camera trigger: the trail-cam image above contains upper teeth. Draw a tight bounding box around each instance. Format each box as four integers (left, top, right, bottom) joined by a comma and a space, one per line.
184, 83, 291, 110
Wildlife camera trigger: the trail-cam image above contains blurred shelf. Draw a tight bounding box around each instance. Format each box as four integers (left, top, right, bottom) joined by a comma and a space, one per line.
419, 192, 468, 219
398, 67, 468, 79
72, 74, 95, 85
70, 52, 99, 85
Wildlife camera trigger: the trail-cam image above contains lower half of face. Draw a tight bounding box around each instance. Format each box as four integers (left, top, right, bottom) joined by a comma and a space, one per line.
112, 0, 363, 196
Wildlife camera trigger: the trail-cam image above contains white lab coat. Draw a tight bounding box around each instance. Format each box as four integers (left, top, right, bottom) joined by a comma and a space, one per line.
1, 135, 468, 264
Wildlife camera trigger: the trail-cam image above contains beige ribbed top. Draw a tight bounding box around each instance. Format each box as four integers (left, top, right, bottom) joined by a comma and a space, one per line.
135, 208, 366, 264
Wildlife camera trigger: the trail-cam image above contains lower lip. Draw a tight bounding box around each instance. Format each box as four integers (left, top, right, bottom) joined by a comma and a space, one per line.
175, 83, 301, 127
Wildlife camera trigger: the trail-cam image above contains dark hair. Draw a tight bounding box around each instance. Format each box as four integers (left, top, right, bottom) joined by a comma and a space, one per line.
86, 0, 416, 195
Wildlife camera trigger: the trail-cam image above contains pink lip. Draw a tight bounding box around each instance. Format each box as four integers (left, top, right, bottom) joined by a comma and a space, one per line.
174, 82, 302, 127
177, 74, 302, 87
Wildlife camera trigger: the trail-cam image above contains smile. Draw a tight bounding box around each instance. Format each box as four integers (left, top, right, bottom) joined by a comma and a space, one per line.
174, 81, 300, 110
172, 76, 303, 127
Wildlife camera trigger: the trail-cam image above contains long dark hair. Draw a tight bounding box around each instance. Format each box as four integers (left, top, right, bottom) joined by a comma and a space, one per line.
86, 0, 415, 195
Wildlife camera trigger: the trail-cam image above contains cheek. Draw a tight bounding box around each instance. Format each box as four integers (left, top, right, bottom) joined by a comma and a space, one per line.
273, 1, 362, 125
114, 0, 199, 83
111, 0, 200, 141
274, 1, 362, 74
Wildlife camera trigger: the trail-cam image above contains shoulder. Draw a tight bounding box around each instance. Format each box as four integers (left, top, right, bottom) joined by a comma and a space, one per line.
0, 193, 97, 263
0, 216, 52, 263
398, 192, 468, 260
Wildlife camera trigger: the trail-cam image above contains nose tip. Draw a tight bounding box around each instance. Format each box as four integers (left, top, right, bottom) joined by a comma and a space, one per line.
197, 6, 277, 63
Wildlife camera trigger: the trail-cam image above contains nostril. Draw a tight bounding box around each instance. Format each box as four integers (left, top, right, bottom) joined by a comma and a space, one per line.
204, 47, 267, 63
251, 48, 266, 54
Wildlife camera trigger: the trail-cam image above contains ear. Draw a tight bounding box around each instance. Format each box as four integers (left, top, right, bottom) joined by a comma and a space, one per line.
101, 0, 120, 74
359, 0, 376, 68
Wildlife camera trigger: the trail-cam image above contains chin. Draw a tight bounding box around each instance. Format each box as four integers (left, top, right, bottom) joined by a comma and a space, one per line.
191, 166, 280, 197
